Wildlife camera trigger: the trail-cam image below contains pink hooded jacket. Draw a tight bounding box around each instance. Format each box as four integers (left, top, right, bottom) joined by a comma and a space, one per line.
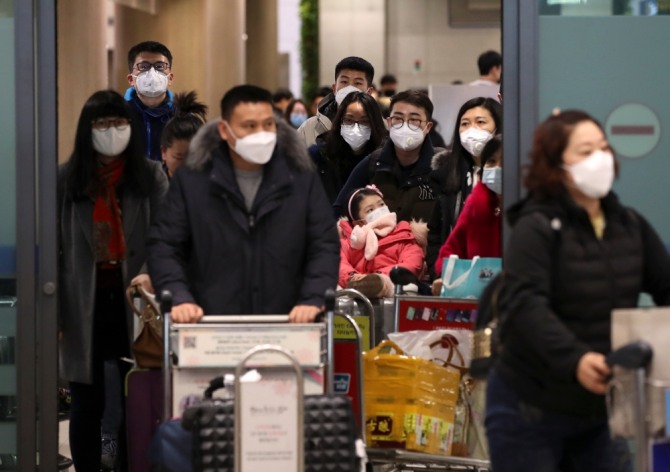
338, 218, 425, 288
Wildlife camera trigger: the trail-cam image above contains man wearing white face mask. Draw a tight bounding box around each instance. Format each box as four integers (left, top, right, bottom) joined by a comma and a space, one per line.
124, 41, 175, 162
147, 85, 340, 325
297, 56, 375, 147
334, 90, 448, 225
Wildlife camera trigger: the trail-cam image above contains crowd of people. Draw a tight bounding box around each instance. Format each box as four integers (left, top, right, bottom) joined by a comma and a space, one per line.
57, 40, 670, 472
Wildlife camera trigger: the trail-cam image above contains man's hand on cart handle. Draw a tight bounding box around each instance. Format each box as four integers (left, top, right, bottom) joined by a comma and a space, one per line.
576, 352, 611, 395
289, 305, 321, 323
171, 302, 204, 323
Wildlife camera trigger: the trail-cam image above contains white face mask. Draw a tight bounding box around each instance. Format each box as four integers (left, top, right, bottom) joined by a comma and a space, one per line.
563, 150, 615, 199
389, 123, 425, 151
340, 123, 371, 152
225, 122, 277, 165
92, 127, 131, 157
460, 127, 494, 157
133, 67, 169, 98
364, 205, 390, 224
482, 166, 502, 195
335, 85, 360, 106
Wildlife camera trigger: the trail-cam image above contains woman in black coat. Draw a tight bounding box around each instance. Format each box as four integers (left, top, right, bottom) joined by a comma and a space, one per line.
486, 110, 670, 471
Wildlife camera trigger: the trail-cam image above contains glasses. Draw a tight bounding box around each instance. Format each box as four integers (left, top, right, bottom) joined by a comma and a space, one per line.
389, 116, 427, 131
342, 117, 371, 127
134, 61, 170, 73
91, 118, 131, 131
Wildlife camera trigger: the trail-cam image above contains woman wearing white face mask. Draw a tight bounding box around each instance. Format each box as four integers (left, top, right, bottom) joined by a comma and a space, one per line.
426, 96, 501, 279
308, 92, 386, 204
485, 110, 670, 472
432, 136, 503, 294
58, 90, 168, 471
337, 185, 426, 299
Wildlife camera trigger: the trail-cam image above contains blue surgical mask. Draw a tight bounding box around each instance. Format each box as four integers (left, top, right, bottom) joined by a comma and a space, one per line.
482, 166, 502, 195
290, 113, 307, 128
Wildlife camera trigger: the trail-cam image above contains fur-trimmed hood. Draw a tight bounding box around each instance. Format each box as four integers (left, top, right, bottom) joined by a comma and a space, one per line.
430, 147, 452, 171
185, 118, 315, 172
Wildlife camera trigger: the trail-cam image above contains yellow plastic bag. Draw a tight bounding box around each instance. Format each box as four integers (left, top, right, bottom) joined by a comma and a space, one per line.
363, 340, 461, 455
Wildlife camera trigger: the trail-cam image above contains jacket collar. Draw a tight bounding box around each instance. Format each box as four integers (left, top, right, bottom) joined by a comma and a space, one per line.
186, 119, 314, 173
377, 137, 437, 174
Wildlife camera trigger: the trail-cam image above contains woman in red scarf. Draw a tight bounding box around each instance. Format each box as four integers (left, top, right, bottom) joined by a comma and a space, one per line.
58, 90, 168, 471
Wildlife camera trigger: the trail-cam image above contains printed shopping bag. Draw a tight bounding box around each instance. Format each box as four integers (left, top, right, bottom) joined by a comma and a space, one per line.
440, 255, 502, 300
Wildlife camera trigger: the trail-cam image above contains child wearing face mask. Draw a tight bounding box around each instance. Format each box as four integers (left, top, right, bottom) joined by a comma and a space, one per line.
338, 185, 426, 299
432, 136, 503, 294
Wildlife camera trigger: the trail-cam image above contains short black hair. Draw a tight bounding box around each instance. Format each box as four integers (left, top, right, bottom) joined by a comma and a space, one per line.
220, 85, 273, 120
310, 86, 332, 102
272, 88, 294, 104
380, 74, 397, 86
390, 90, 434, 121
477, 50, 502, 76
127, 41, 173, 72
335, 56, 374, 86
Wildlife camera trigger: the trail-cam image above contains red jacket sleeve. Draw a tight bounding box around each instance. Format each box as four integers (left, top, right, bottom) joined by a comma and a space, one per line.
338, 239, 360, 287
434, 215, 468, 276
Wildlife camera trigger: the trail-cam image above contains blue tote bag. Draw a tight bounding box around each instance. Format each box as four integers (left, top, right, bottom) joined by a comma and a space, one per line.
440, 255, 502, 300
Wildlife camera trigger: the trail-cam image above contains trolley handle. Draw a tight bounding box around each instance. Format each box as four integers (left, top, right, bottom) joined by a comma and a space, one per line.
606, 341, 653, 369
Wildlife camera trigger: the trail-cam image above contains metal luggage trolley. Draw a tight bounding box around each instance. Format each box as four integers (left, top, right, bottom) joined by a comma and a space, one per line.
159, 291, 330, 422
361, 267, 491, 472
154, 290, 362, 471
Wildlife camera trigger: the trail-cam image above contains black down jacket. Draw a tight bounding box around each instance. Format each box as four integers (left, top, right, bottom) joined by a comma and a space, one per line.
147, 120, 340, 315
497, 191, 670, 417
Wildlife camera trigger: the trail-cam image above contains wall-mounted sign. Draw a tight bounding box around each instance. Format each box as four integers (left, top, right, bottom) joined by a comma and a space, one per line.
605, 103, 661, 159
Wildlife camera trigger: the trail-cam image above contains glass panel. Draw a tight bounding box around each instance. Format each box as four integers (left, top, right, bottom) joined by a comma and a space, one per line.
540, 0, 663, 16
538, 0, 670, 245
0, 0, 17, 465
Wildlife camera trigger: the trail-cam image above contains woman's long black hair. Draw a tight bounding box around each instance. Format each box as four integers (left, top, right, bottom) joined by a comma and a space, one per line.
443, 96, 502, 193
63, 89, 154, 199
325, 91, 386, 162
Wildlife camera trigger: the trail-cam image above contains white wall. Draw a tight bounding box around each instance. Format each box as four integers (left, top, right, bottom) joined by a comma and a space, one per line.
319, 0, 386, 88
278, 0, 302, 97
386, 0, 500, 91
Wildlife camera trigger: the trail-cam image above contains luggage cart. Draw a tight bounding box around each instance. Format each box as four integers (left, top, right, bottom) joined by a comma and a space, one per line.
360, 267, 491, 471
151, 290, 361, 471
159, 291, 329, 422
